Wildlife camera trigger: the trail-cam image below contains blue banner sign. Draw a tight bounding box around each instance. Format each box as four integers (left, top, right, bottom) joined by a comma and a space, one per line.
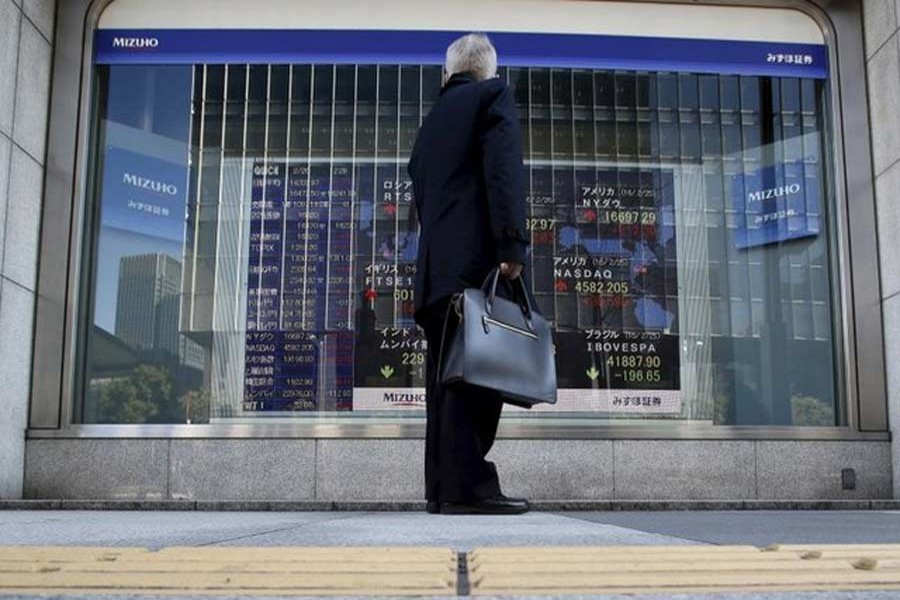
94, 29, 828, 79
100, 146, 188, 242
731, 162, 820, 249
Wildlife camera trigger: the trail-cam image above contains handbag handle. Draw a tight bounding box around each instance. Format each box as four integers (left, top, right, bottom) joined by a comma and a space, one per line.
480, 267, 535, 328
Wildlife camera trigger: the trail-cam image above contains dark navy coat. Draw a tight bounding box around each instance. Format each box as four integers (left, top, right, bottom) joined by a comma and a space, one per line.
408, 72, 530, 325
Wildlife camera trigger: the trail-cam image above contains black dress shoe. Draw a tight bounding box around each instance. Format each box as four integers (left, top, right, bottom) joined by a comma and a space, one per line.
499, 493, 529, 506
440, 495, 530, 515
426, 501, 440, 514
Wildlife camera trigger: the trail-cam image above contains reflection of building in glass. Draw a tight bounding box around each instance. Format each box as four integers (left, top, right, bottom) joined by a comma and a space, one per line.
115, 253, 205, 370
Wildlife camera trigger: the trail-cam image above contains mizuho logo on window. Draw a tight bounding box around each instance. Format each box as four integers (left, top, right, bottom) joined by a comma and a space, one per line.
747, 183, 802, 203
123, 172, 178, 196
111, 37, 159, 49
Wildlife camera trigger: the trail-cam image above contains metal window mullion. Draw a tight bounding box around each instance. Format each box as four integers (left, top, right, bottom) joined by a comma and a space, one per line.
233, 65, 251, 332
257, 65, 272, 333
783, 80, 802, 339
772, 77, 800, 340
527, 68, 536, 311
716, 76, 735, 340
325, 65, 337, 328
209, 65, 228, 340
549, 69, 559, 326
180, 67, 198, 333
393, 66, 402, 328
419, 65, 424, 126
745, 77, 761, 338
570, 69, 581, 328
799, 81, 818, 340
279, 65, 294, 330
370, 66, 380, 314
744, 78, 760, 330
776, 79, 798, 339
302, 67, 315, 330
348, 65, 358, 327
590, 70, 600, 338
687, 74, 702, 338
190, 65, 208, 331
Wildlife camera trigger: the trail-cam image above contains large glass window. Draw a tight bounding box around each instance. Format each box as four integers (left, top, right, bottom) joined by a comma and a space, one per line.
79, 30, 842, 428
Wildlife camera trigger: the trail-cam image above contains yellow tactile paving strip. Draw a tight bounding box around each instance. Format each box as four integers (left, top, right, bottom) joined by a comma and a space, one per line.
0, 547, 458, 596
6, 544, 900, 596
468, 545, 900, 595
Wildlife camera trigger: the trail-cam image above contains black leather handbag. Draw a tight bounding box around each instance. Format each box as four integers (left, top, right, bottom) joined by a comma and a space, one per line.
437, 268, 557, 408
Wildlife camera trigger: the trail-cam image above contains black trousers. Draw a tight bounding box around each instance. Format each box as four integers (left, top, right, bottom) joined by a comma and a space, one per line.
420, 297, 504, 503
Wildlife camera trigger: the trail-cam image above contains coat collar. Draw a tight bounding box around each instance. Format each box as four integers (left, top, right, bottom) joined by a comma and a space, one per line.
440, 71, 477, 95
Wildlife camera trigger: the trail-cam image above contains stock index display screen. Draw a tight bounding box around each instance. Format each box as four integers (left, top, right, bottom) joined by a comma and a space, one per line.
243, 155, 681, 414
245, 159, 679, 411
91, 29, 830, 420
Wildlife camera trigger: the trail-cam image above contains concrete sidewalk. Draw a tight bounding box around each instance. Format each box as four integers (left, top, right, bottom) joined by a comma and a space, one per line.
3, 509, 900, 549
2, 510, 900, 599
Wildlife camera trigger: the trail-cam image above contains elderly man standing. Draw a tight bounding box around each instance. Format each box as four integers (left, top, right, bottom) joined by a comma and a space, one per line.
408, 33, 531, 515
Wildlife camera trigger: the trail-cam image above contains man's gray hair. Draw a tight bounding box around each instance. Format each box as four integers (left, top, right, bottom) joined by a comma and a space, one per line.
445, 33, 498, 81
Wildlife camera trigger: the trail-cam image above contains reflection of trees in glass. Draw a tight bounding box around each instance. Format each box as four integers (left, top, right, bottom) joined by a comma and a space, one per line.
180, 388, 211, 424
84, 249, 209, 423
713, 391, 730, 426
713, 362, 834, 426
712, 362, 766, 425
95, 364, 209, 424
96, 365, 173, 423
790, 395, 834, 426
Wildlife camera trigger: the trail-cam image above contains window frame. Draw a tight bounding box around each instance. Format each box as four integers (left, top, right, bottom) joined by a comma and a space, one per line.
27, 0, 889, 441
